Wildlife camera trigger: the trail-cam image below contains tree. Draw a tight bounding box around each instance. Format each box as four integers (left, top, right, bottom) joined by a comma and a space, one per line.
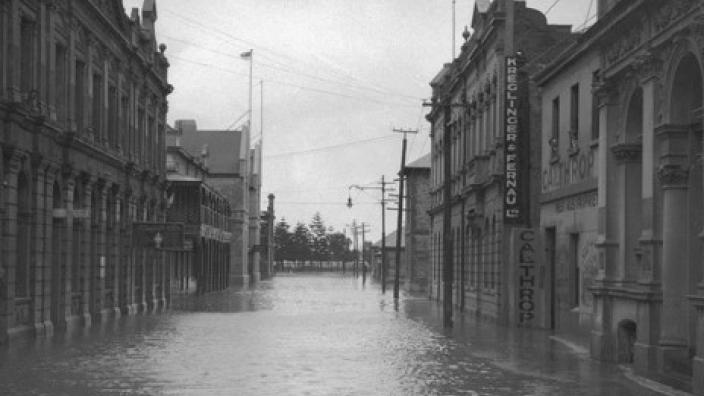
309, 212, 329, 264
291, 222, 312, 265
327, 232, 350, 262
273, 218, 292, 266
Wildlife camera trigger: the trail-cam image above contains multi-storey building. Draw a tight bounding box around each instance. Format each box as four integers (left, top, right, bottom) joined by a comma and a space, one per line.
426, 0, 570, 324
165, 142, 231, 296
537, 0, 704, 392
0, 0, 172, 344
172, 119, 263, 285
535, 36, 600, 344
402, 153, 431, 294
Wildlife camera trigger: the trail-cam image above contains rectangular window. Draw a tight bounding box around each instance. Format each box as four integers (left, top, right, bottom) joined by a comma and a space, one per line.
121, 95, 129, 151
74, 61, 85, 131
20, 19, 34, 94
137, 108, 145, 159
551, 97, 560, 144
92, 74, 102, 138
55, 44, 67, 123
591, 70, 600, 141
108, 85, 117, 148
570, 84, 579, 139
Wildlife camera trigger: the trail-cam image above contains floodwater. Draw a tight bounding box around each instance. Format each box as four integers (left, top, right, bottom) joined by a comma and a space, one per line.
0, 273, 662, 396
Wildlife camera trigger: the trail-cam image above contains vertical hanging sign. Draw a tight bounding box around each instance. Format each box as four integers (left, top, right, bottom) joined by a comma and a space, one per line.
504, 55, 522, 224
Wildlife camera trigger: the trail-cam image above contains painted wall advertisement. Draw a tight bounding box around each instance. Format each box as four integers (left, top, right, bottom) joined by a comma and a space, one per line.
507, 228, 546, 328
504, 55, 525, 224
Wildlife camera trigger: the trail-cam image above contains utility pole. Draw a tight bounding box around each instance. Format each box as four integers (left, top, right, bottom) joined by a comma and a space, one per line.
392, 128, 418, 300
347, 179, 395, 292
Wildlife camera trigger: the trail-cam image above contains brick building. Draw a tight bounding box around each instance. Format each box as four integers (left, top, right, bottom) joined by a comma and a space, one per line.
172, 119, 262, 285
402, 153, 431, 294
0, 0, 172, 344
426, 0, 570, 323
165, 143, 231, 296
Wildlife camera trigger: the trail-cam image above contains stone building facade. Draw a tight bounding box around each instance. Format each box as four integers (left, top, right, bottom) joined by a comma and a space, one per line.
0, 0, 172, 344
165, 144, 231, 296
535, 43, 600, 339
402, 153, 431, 294
537, 0, 704, 392
426, 0, 570, 323
172, 119, 262, 286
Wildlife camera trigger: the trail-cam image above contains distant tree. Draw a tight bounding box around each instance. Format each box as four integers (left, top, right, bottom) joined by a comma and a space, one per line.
291, 222, 312, 264
327, 232, 350, 262
309, 212, 329, 264
273, 218, 292, 265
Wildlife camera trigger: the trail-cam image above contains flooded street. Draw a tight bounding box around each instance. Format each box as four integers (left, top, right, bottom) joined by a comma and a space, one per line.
0, 274, 661, 396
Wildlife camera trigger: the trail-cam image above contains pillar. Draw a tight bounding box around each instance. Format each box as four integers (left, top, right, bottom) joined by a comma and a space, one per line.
92, 181, 109, 323
591, 76, 617, 361
656, 163, 690, 371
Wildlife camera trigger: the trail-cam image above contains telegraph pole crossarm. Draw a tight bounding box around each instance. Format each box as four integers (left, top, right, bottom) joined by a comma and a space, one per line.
392, 128, 418, 300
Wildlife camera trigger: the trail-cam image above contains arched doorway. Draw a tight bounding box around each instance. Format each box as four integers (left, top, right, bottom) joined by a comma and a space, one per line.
617, 319, 637, 364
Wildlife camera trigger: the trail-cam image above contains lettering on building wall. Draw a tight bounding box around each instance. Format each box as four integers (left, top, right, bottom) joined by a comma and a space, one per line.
504, 55, 523, 224
543, 149, 595, 191
554, 191, 597, 213
517, 230, 537, 324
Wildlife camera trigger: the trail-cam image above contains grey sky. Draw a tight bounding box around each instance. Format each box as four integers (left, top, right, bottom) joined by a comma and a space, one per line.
123, 0, 594, 240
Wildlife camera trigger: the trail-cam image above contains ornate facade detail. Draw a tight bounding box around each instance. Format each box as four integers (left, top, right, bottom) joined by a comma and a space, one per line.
611, 143, 642, 163
657, 164, 689, 189
604, 25, 642, 66
631, 50, 662, 82
652, 0, 698, 33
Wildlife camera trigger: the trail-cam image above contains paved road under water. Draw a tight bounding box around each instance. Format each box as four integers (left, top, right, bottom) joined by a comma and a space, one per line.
0, 273, 664, 396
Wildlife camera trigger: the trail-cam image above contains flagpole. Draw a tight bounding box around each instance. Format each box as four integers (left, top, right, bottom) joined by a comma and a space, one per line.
248, 48, 253, 148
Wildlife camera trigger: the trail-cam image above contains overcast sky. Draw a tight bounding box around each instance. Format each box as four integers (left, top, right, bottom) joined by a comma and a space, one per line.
123, 0, 594, 241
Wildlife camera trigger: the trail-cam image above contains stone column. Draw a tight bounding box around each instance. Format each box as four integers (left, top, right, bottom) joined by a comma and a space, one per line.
657, 164, 690, 371
591, 76, 617, 360
79, 175, 95, 328
1, 149, 25, 342
7, 0, 21, 102
59, 168, 76, 330
110, 188, 121, 317
92, 180, 109, 323
29, 154, 48, 338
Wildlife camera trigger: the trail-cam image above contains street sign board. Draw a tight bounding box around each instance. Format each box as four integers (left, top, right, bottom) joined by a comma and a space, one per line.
133, 222, 185, 250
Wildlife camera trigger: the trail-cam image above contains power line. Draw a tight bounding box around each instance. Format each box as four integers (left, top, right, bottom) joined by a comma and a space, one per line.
161, 8, 415, 100
544, 0, 563, 16
265, 135, 396, 159
168, 54, 420, 108
161, 34, 423, 102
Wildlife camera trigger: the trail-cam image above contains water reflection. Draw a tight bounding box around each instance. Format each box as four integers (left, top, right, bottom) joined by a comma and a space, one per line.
0, 273, 660, 396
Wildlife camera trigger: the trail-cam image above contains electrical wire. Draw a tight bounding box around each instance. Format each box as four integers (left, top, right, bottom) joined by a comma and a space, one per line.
265, 135, 396, 159
544, 0, 563, 16
161, 34, 423, 102
161, 8, 417, 101
168, 55, 420, 108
